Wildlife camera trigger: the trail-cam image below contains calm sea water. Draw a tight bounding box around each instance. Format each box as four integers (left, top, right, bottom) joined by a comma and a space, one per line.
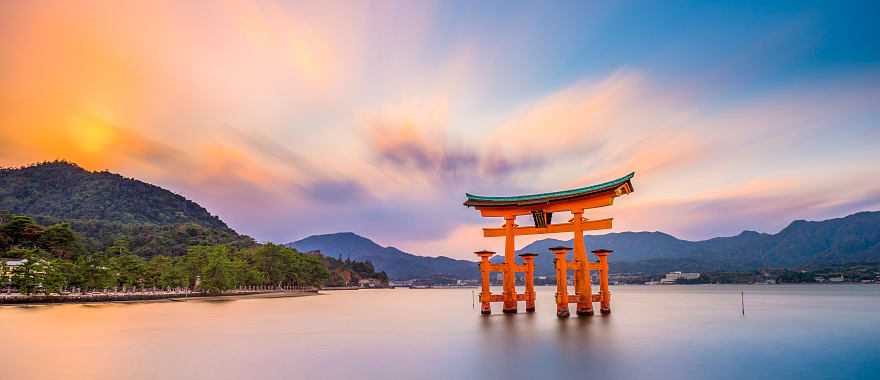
2, 285, 878, 380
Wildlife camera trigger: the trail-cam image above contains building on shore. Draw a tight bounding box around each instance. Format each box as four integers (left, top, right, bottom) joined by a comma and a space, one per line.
2, 258, 27, 269
2, 258, 29, 279
1, 258, 24, 282
389, 280, 415, 287
358, 278, 384, 288
660, 271, 701, 284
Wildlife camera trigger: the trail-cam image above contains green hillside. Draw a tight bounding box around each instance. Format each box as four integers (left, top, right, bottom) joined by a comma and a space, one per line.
0, 161, 254, 256
1, 161, 227, 227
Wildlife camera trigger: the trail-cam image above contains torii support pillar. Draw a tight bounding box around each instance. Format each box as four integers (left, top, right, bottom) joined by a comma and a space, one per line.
519, 253, 538, 312
550, 246, 571, 318
474, 250, 496, 315
594, 249, 613, 314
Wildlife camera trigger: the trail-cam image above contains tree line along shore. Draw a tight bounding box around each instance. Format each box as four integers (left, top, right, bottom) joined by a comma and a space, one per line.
0, 215, 388, 302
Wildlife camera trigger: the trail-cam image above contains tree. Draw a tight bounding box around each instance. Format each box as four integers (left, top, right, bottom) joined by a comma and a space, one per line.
106, 239, 132, 257
200, 246, 233, 295
246, 243, 303, 288
41, 259, 75, 295
0, 228, 9, 253
375, 271, 389, 284
182, 246, 210, 289
10, 248, 49, 295
37, 223, 84, 259
76, 253, 113, 292
0, 210, 11, 224
170, 256, 192, 289
289, 253, 330, 287
110, 252, 145, 290
230, 256, 263, 288
1, 216, 44, 248
0, 260, 9, 293
144, 255, 175, 289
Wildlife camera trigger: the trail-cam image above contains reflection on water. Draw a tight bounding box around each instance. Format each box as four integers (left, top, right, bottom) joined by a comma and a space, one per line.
2, 285, 879, 379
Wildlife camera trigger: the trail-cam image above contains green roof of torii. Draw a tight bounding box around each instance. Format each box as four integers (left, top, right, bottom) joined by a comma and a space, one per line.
464, 172, 635, 207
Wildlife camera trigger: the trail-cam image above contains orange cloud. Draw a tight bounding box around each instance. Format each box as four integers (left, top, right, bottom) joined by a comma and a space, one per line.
475, 70, 703, 191
490, 71, 645, 152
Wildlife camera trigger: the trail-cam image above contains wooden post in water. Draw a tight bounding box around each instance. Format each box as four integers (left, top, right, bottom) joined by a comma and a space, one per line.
593, 249, 613, 314
551, 246, 572, 318
519, 253, 538, 312
474, 250, 495, 315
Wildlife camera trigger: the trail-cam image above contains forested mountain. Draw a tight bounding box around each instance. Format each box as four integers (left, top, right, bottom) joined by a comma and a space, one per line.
1, 161, 227, 227
0, 161, 254, 256
288, 232, 478, 280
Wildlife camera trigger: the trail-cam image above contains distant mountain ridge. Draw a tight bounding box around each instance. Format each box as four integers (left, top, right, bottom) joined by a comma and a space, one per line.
287, 232, 477, 280
291, 211, 880, 280
514, 211, 880, 275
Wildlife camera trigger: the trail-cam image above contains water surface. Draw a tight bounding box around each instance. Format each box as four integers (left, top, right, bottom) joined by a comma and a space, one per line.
2, 285, 878, 379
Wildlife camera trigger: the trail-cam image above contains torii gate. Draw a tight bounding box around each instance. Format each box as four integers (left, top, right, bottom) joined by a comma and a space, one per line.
464, 172, 634, 318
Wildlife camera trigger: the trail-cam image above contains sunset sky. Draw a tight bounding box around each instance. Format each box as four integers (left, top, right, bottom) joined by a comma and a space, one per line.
1, 1, 878, 259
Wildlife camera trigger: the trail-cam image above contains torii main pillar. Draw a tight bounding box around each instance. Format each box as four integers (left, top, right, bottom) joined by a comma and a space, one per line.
502, 216, 518, 313
571, 210, 593, 316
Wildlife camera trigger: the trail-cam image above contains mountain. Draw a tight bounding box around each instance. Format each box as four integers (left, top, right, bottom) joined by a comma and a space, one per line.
290, 211, 879, 280
1, 161, 228, 227
515, 211, 880, 275
287, 232, 478, 280
690, 212, 880, 269
0, 161, 254, 256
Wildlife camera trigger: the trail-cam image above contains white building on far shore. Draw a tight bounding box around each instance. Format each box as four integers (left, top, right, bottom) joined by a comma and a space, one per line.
1, 258, 27, 278
660, 271, 701, 284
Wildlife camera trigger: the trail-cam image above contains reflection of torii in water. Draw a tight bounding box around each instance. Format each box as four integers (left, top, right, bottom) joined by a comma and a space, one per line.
464, 172, 635, 318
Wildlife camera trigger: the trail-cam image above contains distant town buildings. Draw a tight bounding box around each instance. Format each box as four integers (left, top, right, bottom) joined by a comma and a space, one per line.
380, 266, 880, 288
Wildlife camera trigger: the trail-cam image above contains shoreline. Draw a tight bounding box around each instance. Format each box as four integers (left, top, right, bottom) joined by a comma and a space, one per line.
0, 290, 320, 307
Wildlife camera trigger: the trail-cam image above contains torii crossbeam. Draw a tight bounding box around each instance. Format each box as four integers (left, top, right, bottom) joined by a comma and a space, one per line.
464, 172, 635, 318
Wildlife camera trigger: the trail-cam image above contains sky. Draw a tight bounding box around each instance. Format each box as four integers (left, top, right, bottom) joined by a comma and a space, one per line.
1, 1, 879, 260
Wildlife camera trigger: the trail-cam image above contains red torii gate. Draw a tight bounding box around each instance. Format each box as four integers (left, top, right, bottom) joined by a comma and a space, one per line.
464, 172, 634, 318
